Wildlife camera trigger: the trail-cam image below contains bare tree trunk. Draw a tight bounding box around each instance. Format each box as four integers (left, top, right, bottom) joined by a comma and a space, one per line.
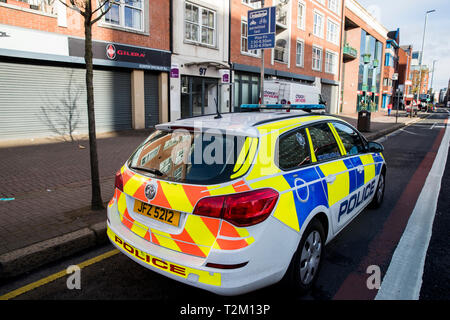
84, 6, 104, 210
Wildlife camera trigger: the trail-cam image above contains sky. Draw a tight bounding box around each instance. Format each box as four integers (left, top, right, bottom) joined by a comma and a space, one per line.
357, 0, 450, 92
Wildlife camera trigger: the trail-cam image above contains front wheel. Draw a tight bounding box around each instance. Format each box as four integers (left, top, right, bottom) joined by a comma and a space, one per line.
283, 219, 325, 295
369, 170, 385, 209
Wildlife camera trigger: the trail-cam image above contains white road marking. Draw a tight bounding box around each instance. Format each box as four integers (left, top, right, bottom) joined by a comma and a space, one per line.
375, 116, 450, 300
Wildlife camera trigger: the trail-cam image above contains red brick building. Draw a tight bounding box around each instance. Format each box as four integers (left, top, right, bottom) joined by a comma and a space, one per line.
398, 44, 413, 107
230, 0, 343, 114
0, 0, 171, 140
339, 0, 388, 114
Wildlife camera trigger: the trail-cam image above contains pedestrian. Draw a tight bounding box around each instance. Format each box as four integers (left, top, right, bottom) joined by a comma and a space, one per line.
387, 103, 392, 116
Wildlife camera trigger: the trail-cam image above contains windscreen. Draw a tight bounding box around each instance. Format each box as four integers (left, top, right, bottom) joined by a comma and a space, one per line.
128, 129, 257, 185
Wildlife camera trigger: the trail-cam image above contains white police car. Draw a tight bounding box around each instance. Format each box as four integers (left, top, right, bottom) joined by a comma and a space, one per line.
106, 104, 386, 295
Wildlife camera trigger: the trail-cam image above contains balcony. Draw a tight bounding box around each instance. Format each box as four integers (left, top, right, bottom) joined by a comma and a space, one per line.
276, 7, 288, 29
343, 44, 358, 62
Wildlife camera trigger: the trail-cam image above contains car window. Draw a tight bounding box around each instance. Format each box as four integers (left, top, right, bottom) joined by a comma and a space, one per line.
308, 122, 341, 162
128, 130, 255, 184
278, 128, 311, 170
332, 122, 366, 155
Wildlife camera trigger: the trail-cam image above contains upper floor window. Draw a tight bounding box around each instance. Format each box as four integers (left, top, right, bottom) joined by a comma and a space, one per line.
326, 19, 339, 44
328, 0, 339, 14
313, 11, 324, 38
325, 50, 337, 74
297, 1, 306, 30
241, 20, 259, 56
296, 40, 304, 67
105, 0, 144, 31
275, 39, 289, 64
242, 0, 261, 8
185, 2, 216, 47
312, 46, 322, 71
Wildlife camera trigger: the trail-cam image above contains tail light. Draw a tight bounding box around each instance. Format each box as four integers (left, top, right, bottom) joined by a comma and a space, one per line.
193, 188, 279, 227
115, 171, 123, 192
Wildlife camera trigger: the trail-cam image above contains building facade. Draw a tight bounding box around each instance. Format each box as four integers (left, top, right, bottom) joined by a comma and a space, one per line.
230, 0, 343, 114
169, 0, 230, 120
339, 0, 387, 114
381, 29, 400, 110
0, 0, 171, 140
398, 44, 413, 108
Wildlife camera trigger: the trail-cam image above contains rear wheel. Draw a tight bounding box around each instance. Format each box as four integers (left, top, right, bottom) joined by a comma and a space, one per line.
283, 219, 325, 295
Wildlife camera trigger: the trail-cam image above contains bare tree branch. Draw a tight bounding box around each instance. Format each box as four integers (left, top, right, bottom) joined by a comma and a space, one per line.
92, 0, 110, 16
58, 0, 86, 17
91, 1, 112, 25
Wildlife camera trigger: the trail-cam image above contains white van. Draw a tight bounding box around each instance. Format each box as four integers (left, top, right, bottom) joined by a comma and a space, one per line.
263, 79, 326, 106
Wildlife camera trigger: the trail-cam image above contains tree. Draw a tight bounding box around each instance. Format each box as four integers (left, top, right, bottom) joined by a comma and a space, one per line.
61, 0, 112, 210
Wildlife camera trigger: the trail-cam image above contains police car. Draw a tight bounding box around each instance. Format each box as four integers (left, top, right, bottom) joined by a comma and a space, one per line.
106, 104, 386, 295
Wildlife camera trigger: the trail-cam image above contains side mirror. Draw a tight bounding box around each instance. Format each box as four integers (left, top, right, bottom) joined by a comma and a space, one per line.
367, 141, 384, 153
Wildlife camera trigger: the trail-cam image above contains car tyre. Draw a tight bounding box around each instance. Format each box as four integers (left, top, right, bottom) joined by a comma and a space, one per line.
283, 219, 325, 295
369, 169, 385, 209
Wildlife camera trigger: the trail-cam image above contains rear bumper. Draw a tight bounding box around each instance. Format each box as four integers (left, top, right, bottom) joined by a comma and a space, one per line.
107, 203, 299, 296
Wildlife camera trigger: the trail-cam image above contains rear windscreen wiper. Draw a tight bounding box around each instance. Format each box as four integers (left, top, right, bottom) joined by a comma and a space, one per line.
129, 165, 164, 176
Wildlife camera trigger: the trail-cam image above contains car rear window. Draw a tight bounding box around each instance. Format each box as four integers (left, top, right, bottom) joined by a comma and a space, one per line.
128, 129, 257, 185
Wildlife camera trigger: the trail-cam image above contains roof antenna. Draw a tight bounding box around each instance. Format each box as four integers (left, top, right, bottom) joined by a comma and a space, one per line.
214, 97, 222, 119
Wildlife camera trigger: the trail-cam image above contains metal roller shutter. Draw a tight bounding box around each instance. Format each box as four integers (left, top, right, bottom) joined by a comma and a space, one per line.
0, 61, 132, 140
144, 72, 159, 128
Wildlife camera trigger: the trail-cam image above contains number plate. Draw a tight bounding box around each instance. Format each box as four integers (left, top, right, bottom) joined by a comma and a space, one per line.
133, 200, 181, 227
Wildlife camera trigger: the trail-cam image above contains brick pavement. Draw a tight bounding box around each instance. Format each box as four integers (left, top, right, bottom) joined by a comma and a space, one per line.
0, 131, 151, 255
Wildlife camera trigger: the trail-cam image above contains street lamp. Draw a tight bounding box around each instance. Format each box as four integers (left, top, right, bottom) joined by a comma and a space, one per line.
430, 59, 438, 94
416, 9, 436, 102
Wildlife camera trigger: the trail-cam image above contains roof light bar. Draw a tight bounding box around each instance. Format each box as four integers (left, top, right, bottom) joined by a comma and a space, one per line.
240, 104, 326, 112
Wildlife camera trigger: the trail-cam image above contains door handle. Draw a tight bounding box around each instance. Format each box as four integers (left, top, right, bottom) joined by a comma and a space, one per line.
357, 165, 364, 173
325, 174, 336, 184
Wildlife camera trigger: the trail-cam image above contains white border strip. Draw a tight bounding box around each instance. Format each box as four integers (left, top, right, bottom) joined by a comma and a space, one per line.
375, 116, 450, 300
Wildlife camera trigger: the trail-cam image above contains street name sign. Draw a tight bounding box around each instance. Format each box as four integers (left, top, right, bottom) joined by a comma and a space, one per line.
247, 6, 276, 50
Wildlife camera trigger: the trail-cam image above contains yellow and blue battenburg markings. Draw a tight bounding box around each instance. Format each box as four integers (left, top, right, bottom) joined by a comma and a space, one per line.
281, 167, 328, 231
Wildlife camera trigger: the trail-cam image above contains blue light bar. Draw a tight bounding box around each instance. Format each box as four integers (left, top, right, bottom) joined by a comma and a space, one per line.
240, 104, 326, 111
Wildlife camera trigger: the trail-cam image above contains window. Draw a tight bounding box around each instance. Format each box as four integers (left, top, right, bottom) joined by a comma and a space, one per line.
242, 0, 261, 8
328, 0, 339, 13
275, 39, 289, 63
296, 40, 304, 67
129, 130, 253, 184
313, 11, 324, 37
241, 20, 259, 56
185, 2, 216, 46
297, 1, 306, 30
278, 128, 311, 170
325, 50, 337, 74
308, 123, 341, 162
312, 46, 322, 71
332, 122, 366, 155
104, 0, 144, 31
327, 19, 339, 44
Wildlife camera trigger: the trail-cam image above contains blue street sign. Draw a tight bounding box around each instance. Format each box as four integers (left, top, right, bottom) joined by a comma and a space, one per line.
248, 6, 276, 50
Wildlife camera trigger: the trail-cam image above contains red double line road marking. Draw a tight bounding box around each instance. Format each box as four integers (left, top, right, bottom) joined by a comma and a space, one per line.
333, 119, 447, 300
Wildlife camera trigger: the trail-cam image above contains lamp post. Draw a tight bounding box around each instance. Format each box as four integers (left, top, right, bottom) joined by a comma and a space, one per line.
430, 59, 438, 95
416, 9, 436, 102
